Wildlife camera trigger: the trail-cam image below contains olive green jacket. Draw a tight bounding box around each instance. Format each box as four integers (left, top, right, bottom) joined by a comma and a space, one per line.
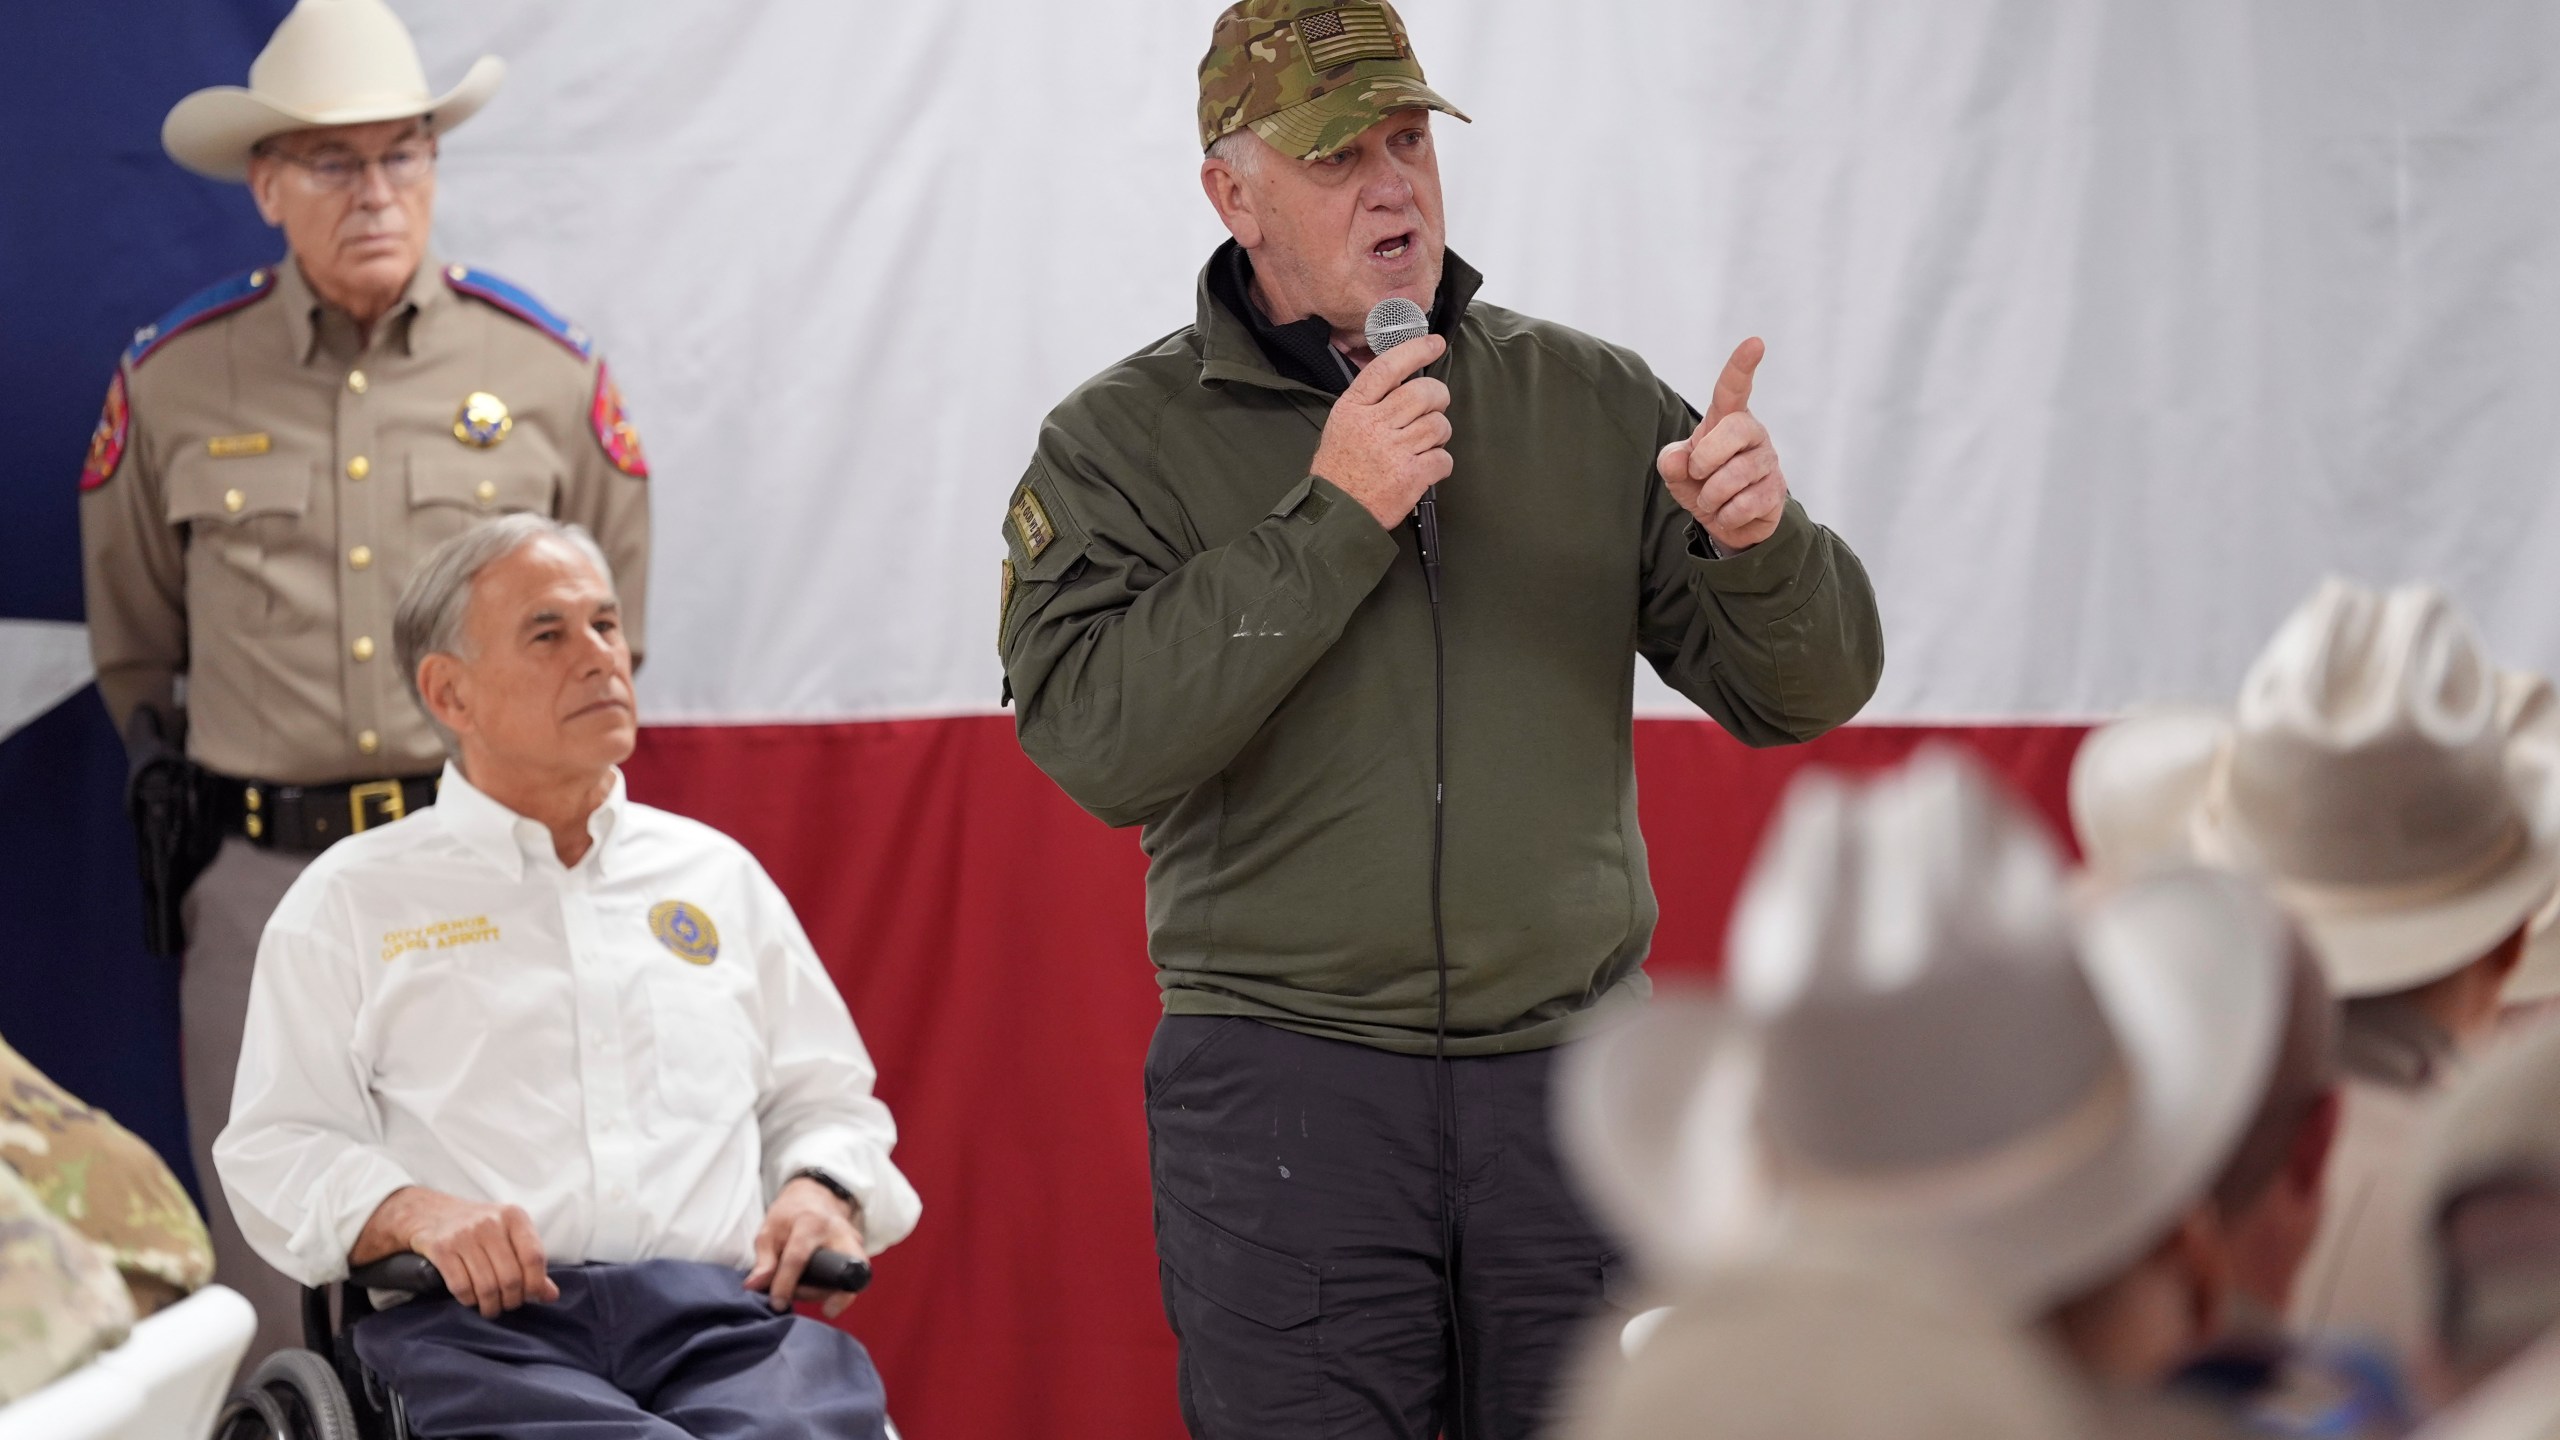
1001, 251, 1883, 1055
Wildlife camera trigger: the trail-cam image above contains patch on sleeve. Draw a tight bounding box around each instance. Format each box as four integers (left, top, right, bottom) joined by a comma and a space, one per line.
78, 372, 130, 492
589, 361, 649, 478
1008, 486, 1056, 561
998, 559, 1017, 656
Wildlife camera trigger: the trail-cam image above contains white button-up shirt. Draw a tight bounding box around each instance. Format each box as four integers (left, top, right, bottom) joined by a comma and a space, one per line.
215, 764, 921, 1286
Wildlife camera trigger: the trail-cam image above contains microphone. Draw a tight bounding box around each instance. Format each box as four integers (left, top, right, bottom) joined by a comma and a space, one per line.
1364, 296, 1429, 355
1363, 298, 1442, 599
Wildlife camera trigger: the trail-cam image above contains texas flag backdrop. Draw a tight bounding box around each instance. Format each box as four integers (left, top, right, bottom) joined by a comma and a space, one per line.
10, 2, 2560, 1435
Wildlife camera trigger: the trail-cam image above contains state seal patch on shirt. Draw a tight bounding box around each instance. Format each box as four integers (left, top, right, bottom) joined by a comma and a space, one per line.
78, 372, 129, 492
648, 900, 720, 965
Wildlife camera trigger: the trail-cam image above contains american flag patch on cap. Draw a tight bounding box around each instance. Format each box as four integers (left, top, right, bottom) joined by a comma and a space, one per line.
1297, 6, 1401, 70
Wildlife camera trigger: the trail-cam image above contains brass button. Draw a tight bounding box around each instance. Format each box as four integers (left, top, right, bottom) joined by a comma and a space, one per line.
222, 488, 245, 513
346, 455, 371, 481
357, 730, 381, 755
347, 370, 368, 394
244, 787, 262, 813
348, 545, 373, 571
474, 480, 497, 505
352, 636, 376, 662
245, 815, 264, 840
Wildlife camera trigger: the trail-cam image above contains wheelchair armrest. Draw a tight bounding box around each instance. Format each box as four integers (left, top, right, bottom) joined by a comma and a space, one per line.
803, 1249, 873, 1295
346, 1253, 449, 1297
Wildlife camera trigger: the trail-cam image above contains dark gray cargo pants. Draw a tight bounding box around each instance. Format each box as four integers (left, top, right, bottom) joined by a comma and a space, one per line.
1145, 1015, 1628, 1440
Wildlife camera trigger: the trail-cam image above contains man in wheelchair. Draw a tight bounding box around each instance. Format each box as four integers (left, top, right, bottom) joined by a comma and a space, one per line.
213, 515, 920, 1438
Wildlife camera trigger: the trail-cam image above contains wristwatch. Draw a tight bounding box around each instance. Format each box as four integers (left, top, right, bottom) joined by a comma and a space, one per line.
791, 1167, 859, 1214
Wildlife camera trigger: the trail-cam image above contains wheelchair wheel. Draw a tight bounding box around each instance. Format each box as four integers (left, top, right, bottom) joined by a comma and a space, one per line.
219, 1347, 364, 1440
214, 1388, 290, 1440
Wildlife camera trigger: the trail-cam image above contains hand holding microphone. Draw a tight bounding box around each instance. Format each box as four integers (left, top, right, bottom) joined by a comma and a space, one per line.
1311, 299, 1451, 531
1659, 337, 1789, 553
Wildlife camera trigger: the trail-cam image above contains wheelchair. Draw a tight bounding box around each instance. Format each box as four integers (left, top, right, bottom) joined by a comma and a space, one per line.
212, 1249, 872, 1440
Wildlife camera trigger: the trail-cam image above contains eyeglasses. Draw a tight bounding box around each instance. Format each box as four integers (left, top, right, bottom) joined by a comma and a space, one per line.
261, 140, 437, 193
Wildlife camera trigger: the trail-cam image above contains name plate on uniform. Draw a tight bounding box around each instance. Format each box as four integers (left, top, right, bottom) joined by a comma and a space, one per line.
206, 432, 273, 459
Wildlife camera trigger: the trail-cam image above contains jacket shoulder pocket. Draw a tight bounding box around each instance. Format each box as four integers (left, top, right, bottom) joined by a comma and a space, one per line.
408, 454, 557, 516
166, 453, 314, 526
1004, 471, 1091, 584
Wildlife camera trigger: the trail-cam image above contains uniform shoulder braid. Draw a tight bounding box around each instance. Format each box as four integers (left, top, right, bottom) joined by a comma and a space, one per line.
441, 263, 594, 359
122, 265, 280, 371
82, 265, 279, 491
443, 264, 649, 478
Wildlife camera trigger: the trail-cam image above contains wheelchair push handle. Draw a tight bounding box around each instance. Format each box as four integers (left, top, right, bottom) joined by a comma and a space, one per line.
348, 1248, 873, 1297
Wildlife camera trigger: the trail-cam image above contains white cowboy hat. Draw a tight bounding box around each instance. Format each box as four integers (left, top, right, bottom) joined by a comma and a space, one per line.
2068, 703, 2230, 880
1559, 747, 2291, 1317
1559, 1255, 2099, 1440
2196, 580, 2557, 997
161, 0, 503, 182
2076, 581, 2558, 1000
2496, 670, 2560, 1005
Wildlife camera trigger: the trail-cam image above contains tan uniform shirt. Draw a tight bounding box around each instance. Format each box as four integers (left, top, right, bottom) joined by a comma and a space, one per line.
2290, 1009, 2459, 1369
78, 254, 651, 785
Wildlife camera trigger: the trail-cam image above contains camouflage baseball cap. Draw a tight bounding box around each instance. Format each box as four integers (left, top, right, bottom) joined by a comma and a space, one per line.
1198, 0, 1469, 162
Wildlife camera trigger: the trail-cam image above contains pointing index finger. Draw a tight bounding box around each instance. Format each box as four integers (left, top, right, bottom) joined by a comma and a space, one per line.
1702, 337, 1765, 429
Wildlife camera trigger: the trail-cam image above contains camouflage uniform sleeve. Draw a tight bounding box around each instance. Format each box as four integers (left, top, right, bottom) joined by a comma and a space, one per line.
1636, 383, 1884, 745
555, 354, 652, 662
0, 1160, 134, 1403
1002, 417, 1400, 829
77, 363, 188, 741
0, 1037, 211, 1317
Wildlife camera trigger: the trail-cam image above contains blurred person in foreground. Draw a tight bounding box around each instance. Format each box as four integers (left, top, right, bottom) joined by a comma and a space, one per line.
997, 2, 1883, 1432
2074, 581, 2560, 1368
80, 0, 651, 1363
2075, 717, 2411, 1435
214, 517, 910, 1439
0, 1035, 213, 1319
0, 1163, 135, 1404
1558, 1257, 2107, 1440
0, 1036, 217, 1402
2410, 1020, 2560, 1426
1561, 747, 2350, 1428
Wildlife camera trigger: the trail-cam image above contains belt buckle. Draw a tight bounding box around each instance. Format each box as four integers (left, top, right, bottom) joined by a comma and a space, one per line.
348, 779, 406, 834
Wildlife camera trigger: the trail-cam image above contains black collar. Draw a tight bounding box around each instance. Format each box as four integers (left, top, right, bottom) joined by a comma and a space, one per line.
1205, 239, 1475, 397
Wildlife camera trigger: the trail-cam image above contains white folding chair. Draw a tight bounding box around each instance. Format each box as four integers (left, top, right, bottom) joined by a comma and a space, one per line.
0, 1286, 255, 1440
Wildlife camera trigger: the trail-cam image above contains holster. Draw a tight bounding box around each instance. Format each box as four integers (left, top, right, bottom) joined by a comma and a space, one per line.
124, 707, 221, 959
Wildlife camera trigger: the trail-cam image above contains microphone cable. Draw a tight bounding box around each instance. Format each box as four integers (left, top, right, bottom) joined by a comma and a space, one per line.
1340, 301, 1469, 1432
1412, 483, 1468, 1438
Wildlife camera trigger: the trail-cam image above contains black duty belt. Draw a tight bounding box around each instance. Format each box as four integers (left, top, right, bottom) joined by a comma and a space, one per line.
204, 772, 441, 854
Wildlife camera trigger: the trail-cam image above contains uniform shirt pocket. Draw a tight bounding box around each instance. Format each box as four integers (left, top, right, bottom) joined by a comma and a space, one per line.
166, 454, 320, 634
407, 454, 560, 549
167, 451, 315, 526
644, 973, 762, 1124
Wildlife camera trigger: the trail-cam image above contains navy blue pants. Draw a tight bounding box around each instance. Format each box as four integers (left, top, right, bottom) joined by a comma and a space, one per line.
350, 1259, 889, 1440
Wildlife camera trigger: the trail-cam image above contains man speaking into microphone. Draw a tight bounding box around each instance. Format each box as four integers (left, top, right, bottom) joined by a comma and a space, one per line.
999, 4, 1883, 1435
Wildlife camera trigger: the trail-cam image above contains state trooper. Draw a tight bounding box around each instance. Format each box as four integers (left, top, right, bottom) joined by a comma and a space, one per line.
76, 0, 651, 1365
